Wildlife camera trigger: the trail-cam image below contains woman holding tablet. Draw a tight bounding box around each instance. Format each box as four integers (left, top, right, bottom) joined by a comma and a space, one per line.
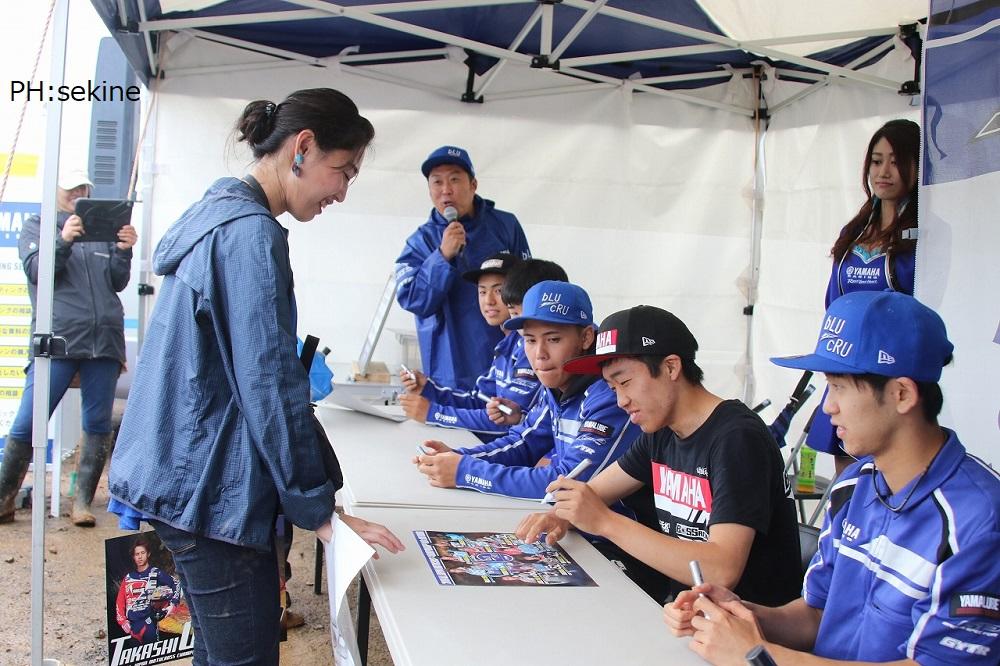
0, 168, 137, 527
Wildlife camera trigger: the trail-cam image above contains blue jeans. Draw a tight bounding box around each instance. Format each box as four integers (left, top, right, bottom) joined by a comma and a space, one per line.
7, 358, 120, 440
151, 521, 281, 666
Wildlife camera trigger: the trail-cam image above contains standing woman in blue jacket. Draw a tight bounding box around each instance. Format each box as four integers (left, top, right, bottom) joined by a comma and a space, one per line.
108, 89, 403, 665
395, 146, 531, 391
0, 169, 136, 527
808, 119, 920, 476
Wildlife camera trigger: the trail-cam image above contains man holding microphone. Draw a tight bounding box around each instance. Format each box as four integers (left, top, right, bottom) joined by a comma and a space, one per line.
395, 146, 531, 390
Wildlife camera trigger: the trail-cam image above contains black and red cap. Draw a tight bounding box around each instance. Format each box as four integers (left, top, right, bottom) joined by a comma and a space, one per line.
563, 305, 698, 375
462, 252, 521, 283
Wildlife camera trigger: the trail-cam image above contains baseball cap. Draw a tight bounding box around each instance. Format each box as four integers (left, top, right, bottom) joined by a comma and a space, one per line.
563, 305, 698, 375
462, 252, 521, 283
771, 291, 953, 382
58, 168, 93, 191
421, 146, 475, 179
502, 280, 593, 331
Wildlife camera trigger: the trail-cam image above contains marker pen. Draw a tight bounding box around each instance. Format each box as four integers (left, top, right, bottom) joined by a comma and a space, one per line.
540, 458, 593, 504
477, 391, 513, 415
400, 364, 416, 382
689, 560, 710, 620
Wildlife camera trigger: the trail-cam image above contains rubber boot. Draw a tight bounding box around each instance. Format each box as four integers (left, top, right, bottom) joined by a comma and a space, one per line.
0, 436, 33, 523
71, 432, 110, 527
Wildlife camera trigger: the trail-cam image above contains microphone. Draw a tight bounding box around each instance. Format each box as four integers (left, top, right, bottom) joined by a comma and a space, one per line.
443, 206, 463, 256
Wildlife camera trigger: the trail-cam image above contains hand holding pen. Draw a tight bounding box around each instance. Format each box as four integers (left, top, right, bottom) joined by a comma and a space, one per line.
690, 560, 710, 620
539, 459, 618, 536
399, 364, 425, 393
476, 390, 514, 416
541, 458, 592, 503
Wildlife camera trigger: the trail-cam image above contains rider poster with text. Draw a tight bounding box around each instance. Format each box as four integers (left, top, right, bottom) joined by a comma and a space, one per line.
415, 531, 597, 587
104, 532, 193, 666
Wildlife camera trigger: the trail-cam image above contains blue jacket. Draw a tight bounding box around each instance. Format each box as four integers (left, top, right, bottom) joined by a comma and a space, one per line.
394, 196, 530, 390
453, 376, 640, 501
805, 431, 1000, 664
108, 178, 334, 549
422, 331, 540, 438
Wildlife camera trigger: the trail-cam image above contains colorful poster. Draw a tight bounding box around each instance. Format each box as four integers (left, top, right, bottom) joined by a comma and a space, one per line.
105, 532, 194, 666
415, 531, 597, 587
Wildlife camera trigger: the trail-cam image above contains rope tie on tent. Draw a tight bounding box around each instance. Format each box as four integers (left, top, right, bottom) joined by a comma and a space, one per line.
0, 0, 58, 206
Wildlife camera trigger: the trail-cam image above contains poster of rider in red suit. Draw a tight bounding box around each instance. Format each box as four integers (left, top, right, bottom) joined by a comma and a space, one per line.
105, 533, 193, 666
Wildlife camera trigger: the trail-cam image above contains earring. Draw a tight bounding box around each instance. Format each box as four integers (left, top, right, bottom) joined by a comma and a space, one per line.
292, 153, 304, 176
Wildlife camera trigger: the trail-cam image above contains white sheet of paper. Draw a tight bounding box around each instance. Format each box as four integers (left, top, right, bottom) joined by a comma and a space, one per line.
325, 513, 375, 666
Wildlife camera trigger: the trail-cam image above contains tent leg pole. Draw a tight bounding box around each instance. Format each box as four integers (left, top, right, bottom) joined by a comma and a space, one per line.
744, 65, 769, 405
32, 1, 70, 664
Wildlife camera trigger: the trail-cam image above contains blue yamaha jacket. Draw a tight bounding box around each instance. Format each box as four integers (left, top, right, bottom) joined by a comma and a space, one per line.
394, 196, 530, 390
453, 375, 640, 501
108, 178, 334, 549
805, 431, 1000, 664
422, 331, 540, 438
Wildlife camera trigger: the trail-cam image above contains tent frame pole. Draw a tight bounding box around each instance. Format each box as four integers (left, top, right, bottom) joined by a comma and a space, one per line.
474, 5, 542, 97
744, 64, 768, 405
550, 0, 608, 61
31, 1, 69, 664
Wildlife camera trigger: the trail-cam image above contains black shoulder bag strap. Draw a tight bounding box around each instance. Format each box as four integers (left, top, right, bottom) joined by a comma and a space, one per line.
300, 335, 344, 493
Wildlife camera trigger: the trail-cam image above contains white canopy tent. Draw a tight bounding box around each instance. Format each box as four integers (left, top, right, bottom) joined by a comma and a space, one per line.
25, 1, 999, 663
112, 0, 928, 456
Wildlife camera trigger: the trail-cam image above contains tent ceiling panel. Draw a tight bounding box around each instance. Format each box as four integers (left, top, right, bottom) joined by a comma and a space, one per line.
698, 0, 929, 56
94, 0, 924, 108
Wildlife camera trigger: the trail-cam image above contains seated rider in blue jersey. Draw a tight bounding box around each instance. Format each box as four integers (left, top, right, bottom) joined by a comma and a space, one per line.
413, 280, 639, 501
398, 257, 567, 441
666, 291, 1000, 666
415, 280, 670, 601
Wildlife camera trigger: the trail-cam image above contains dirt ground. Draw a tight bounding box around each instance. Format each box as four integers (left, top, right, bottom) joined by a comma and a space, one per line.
0, 464, 393, 666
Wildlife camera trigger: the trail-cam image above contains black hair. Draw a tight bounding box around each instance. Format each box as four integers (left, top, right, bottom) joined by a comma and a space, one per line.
235, 88, 375, 160
831, 119, 920, 263
833, 373, 944, 422
501, 259, 568, 306
633, 354, 704, 386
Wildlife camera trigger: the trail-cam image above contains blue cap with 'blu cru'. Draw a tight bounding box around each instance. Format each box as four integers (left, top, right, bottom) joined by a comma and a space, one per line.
503, 281, 594, 331
421, 145, 475, 179
770, 291, 953, 382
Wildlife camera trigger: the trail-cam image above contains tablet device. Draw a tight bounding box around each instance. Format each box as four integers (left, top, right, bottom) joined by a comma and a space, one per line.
72, 198, 133, 243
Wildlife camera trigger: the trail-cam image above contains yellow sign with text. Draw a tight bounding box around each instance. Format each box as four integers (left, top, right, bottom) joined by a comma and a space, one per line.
0, 304, 32, 318
0, 284, 28, 297
0, 153, 39, 178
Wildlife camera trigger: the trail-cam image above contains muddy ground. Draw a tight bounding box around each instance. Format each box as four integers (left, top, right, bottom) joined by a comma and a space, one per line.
0, 465, 392, 666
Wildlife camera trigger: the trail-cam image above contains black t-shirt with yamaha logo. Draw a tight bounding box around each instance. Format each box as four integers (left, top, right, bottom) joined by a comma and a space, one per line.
617, 400, 802, 606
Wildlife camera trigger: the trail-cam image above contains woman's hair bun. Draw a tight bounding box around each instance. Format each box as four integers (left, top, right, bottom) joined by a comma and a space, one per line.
235, 100, 277, 149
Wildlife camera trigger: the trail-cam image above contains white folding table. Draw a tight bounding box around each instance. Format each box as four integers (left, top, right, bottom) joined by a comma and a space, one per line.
347, 505, 706, 666
316, 403, 543, 511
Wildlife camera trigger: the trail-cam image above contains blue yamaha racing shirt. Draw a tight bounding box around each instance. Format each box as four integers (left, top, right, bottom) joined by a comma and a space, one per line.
421, 331, 540, 440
